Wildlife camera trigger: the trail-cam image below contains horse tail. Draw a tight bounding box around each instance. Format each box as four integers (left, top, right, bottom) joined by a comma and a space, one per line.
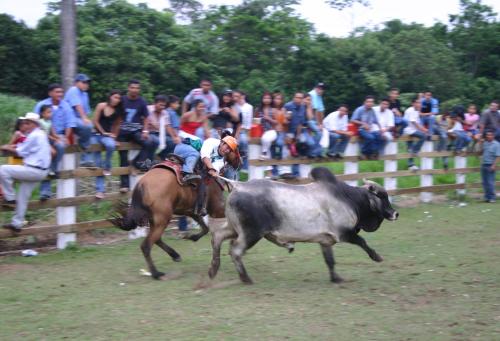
109, 183, 152, 231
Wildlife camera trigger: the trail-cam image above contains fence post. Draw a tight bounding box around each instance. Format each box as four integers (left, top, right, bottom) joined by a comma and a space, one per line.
455, 154, 467, 196
420, 141, 434, 203
344, 141, 359, 186
56, 152, 77, 249
248, 143, 264, 180
384, 141, 398, 194
299, 164, 312, 178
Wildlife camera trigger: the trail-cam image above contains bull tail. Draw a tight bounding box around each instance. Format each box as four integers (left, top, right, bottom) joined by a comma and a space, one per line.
109, 184, 152, 231
216, 175, 240, 192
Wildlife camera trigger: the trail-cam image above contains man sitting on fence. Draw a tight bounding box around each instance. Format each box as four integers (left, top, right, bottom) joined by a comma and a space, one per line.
351, 95, 384, 159
374, 97, 396, 145
34, 83, 76, 201
403, 97, 427, 171
0, 113, 51, 232
323, 104, 352, 159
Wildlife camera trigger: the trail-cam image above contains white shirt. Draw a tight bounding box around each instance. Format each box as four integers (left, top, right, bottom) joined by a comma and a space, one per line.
403, 107, 422, 135
450, 121, 464, 132
323, 111, 348, 132
374, 106, 395, 131
234, 102, 253, 130
200, 138, 222, 161
16, 127, 51, 169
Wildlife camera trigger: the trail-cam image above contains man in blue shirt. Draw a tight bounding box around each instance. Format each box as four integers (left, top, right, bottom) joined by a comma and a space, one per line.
64, 73, 94, 166
480, 130, 500, 203
118, 80, 159, 192
34, 83, 76, 200
351, 95, 384, 159
283, 92, 308, 177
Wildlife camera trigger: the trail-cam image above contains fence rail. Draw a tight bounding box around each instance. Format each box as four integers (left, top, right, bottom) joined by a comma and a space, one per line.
0, 136, 496, 246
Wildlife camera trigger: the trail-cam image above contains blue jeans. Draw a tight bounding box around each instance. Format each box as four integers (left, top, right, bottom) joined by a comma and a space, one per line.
407, 130, 426, 167
481, 164, 496, 200
421, 115, 435, 138
395, 116, 407, 135
74, 118, 93, 163
358, 128, 383, 155
453, 131, 471, 151
303, 131, 322, 157
39, 136, 67, 198
92, 135, 116, 192
239, 130, 249, 170
174, 143, 199, 173
118, 129, 160, 188
328, 132, 350, 155
223, 165, 238, 180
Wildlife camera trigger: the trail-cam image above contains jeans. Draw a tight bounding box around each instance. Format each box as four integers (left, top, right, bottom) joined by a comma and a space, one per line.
481, 164, 496, 200
407, 130, 426, 167
421, 115, 435, 138
74, 118, 93, 163
118, 129, 160, 188
328, 132, 350, 155
358, 128, 383, 155
395, 116, 407, 135
238, 130, 249, 170
92, 135, 116, 193
174, 143, 199, 173
178, 216, 188, 232
453, 131, 472, 151
40, 135, 67, 198
157, 135, 177, 160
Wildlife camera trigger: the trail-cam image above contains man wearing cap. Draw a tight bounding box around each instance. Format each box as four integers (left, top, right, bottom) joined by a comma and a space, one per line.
64, 73, 94, 166
0, 113, 51, 232
201, 135, 239, 180
182, 78, 219, 119
34, 83, 76, 200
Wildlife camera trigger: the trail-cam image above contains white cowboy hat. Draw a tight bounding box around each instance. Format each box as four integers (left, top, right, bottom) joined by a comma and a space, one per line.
18, 112, 40, 124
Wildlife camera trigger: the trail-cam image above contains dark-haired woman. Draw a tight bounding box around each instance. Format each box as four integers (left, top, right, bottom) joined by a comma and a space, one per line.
258, 92, 286, 160
211, 90, 238, 138
180, 99, 210, 141
91, 90, 124, 199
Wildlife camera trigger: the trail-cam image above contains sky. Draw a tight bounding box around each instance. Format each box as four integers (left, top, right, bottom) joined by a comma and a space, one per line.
1, 0, 499, 37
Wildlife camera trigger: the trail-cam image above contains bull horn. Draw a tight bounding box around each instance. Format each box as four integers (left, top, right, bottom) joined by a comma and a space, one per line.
362, 178, 379, 187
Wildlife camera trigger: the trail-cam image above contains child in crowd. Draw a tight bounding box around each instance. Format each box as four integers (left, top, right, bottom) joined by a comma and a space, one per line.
39, 105, 59, 176
448, 114, 471, 155
464, 104, 481, 149
7, 118, 27, 165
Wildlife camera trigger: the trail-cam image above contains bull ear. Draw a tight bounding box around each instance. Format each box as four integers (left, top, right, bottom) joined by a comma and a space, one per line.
363, 178, 379, 194
368, 185, 377, 194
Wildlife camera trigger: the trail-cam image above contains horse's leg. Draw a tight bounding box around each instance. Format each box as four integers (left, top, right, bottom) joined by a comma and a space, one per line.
184, 215, 209, 242
141, 221, 167, 280
156, 238, 182, 262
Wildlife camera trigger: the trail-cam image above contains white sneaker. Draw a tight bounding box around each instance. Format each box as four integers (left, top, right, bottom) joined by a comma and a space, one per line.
258, 152, 269, 161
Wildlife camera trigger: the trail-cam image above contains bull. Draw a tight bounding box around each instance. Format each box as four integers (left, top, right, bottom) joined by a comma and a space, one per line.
209, 167, 399, 284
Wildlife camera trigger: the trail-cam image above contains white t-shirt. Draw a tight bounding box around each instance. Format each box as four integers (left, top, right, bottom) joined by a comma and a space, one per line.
450, 121, 464, 132
234, 102, 253, 130
373, 106, 395, 131
200, 138, 226, 172
323, 111, 348, 132
403, 107, 421, 135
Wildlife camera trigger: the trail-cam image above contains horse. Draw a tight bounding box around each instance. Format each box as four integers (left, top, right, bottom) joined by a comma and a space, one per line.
110, 149, 239, 280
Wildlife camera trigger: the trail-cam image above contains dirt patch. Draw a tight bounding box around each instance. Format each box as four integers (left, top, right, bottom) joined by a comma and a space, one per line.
0, 263, 35, 273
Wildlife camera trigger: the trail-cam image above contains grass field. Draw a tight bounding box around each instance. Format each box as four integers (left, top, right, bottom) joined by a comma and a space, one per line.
1, 202, 499, 340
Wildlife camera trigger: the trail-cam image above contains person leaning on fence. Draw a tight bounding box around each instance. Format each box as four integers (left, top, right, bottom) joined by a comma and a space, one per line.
232, 90, 253, 171
373, 97, 396, 146
146, 95, 170, 158
479, 100, 500, 142
7, 119, 27, 166
91, 90, 124, 199
118, 80, 159, 192
180, 99, 210, 141
182, 78, 219, 118
480, 130, 500, 203
38, 105, 59, 174
34, 83, 76, 201
284, 92, 308, 177
157, 95, 183, 159
211, 89, 238, 139
64, 73, 94, 167
403, 96, 427, 171
303, 93, 323, 158
351, 95, 384, 160
323, 104, 352, 159
0, 113, 51, 232
258, 91, 285, 160
448, 113, 471, 155
464, 104, 481, 145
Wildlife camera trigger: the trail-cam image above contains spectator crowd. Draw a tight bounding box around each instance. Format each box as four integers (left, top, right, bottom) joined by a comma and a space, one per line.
1, 74, 499, 231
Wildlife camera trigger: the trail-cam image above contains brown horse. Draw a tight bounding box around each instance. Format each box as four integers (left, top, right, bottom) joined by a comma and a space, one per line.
110, 167, 226, 279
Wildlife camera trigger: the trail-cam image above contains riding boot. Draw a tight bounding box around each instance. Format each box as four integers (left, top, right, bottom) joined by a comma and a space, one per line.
182, 172, 201, 184
195, 181, 208, 216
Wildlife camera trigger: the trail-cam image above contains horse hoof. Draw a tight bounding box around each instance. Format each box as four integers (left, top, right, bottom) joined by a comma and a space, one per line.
240, 277, 254, 285
173, 256, 182, 262
372, 254, 384, 262
152, 271, 165, 280
208, 268, 217, 279
331, 275, 344, 283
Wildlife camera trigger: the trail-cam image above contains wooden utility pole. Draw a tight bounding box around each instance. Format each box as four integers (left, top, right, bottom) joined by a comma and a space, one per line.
60, 0, 77, 90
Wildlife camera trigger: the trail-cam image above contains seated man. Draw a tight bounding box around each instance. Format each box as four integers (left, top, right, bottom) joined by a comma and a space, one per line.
351, 95, 384, 159
374, 97, 396, 147
403, 97, 427, 171
323, 104, 352, 159
0, 113, 51, 232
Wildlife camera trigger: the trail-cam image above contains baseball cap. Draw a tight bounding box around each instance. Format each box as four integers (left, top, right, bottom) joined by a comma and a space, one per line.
75, 73, 91, 82
19, 112, 40, 124
316, 82, 325, 89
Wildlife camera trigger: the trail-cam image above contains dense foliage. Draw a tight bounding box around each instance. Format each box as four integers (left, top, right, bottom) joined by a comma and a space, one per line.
0, 0, 499, 112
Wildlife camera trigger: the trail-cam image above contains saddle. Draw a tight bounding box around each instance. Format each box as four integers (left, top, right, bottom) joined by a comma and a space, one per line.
151, 154, 195, 187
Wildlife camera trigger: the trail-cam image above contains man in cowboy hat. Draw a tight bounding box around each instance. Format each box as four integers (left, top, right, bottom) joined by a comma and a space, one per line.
0, 113, 51, 232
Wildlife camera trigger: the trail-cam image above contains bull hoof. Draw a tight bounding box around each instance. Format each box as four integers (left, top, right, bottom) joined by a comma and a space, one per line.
371, 254, 384, 262
240, 276, 254, 285
184, 234, 201, 242
152, 271, 165, 280
208, 268, 217, 279
172, 256, 182, 262
331, 274, 344, 283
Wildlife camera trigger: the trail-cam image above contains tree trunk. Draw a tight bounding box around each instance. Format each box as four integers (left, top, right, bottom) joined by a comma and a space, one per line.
60, 0, 77, 91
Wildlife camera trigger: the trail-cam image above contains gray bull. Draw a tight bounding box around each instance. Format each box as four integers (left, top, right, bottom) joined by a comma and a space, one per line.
209, 167, 399, 284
